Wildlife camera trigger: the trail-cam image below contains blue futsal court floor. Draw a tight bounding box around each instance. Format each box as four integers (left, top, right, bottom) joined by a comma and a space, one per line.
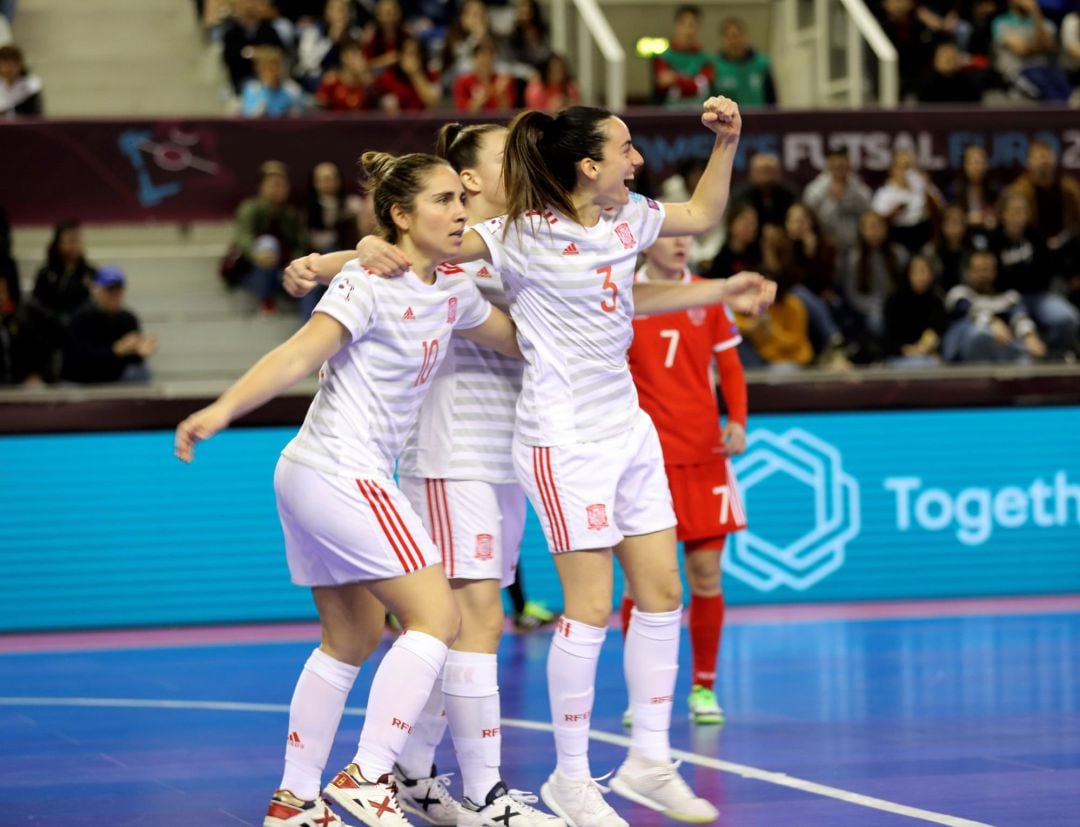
2, 598, 1078, 827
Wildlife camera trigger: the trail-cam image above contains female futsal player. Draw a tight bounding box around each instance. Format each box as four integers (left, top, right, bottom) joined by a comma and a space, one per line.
623, 234, 750, 728
175, 151, 523, 827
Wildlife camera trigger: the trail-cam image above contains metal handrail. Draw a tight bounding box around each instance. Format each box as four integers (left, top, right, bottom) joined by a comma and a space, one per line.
837, 0, 898, 105
549, 0, 627, 111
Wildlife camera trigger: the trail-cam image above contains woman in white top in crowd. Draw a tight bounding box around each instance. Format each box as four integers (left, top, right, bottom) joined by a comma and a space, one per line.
175, 150, 523, 827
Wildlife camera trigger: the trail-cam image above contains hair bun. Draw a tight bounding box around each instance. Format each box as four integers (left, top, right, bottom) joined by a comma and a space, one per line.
360, 151, 396, 185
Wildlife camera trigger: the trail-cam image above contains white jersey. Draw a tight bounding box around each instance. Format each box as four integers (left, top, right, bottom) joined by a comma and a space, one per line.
398, 259, 523, 484
473, 193, 666, 446
282, 261, 492, 479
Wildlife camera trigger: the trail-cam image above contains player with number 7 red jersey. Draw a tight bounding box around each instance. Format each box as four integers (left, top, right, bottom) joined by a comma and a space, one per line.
625, 234, 748, 727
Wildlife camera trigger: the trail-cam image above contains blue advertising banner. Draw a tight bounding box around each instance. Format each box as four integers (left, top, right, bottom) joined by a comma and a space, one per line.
1, 406, 1078, 632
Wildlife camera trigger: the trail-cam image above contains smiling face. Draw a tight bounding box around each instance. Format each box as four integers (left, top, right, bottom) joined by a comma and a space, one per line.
393, 163, 469, 261
584, 116, 644, 208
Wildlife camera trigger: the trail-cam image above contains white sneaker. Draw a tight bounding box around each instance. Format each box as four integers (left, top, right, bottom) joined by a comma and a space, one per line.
609, 751, 718, 823
264, 790, 356, 827
459, 781, 565, 826
392, 763, 460, 825
540, 770, 628, 827
323, 763, 413, 826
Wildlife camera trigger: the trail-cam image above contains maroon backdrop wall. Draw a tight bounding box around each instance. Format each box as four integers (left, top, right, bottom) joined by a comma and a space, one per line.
2, 107, 1077, 225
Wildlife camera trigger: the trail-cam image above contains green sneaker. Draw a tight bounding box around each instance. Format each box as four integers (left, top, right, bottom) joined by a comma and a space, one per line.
622, 706, 632, 729
688, 685, 725, 726
514, 601, 557, 632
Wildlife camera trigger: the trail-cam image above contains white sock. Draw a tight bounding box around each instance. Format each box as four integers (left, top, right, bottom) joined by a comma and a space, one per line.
625, 607, 681, 763
353, 631, 448, 780
443, 650, 501, 804
548, 617, 606, 780
394, 677, 448, 779
279, 648, 360, 800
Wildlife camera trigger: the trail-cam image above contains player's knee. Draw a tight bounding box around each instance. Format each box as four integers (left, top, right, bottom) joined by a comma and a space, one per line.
406, 601, 461, 647
459, 602, 504, 651
634, 573, 682, 613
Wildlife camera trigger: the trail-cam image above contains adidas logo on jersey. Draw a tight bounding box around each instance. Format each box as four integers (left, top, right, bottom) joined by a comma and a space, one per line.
287, 731, 304, 749
562, 243, 579, 255
402, 307, 415, 320
475, 266, 493, 278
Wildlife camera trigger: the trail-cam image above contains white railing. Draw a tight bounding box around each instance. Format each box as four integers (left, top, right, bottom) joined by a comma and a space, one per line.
781, 0, 899, 106
549, 0, 627, 111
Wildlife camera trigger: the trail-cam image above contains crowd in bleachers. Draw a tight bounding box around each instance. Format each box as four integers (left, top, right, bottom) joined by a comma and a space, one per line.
0, 213, 157, 386
648, 139, 1080, 369
194, 0, 580, 116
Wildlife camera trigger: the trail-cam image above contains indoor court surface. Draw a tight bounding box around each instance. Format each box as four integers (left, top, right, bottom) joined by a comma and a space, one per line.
2, 596, 1078, 827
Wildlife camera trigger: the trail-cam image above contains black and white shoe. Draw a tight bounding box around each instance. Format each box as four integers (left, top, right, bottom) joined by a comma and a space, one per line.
392, 763, 461, 825
459, 781, 566, 826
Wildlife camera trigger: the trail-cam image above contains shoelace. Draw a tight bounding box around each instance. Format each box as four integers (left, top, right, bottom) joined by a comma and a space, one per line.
499, 788, 543, 813
372, 774, 407, 815
574, 771, 617, 815
426, 772, 458, 805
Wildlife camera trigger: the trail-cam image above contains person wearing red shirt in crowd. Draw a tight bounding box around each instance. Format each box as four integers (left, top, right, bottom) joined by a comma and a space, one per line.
652, 4, 715, 107
315, 38, 376, 112
452, 38, 516, 112
623, 234, 749, 727
524, 52, 581, 112
375, 36, 440, 112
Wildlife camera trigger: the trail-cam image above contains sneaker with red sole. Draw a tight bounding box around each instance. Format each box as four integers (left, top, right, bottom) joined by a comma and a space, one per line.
263, 789, 355, 827
324, 763, 413, 826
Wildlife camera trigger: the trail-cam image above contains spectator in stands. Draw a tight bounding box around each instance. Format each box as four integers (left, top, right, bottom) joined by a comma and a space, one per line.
950, 143, 999, 231
989, 192, 1079, 356
0, 44, 42, 117
230, 161, 306, 314
784, 202, 849, 361
883, 254, 948, 364
707, 203, 761, 280
1005, 140, 1080, 265
732, 151, 798, 229
440, 0, 493, 83
374, 35, 440, 111
241, 46, 308, 116
841, 210, 909, 343
918, 38, 985, 101
62, 267, 156, 384
524, 52, 580, 111
993, 0, 1070, 100
943, 249, 1046, 361
923, 203, 973, 291
294, 0, 360, 91
967, 0, 1004, 66
453, 37, 515, 111
876, 0, 936, 99
314, 37, 375, 110
651, 5, 714, 107
0, 205, 18, 312
0, 280, 63, 385
300, 161, 359, 318
660, 156, 723, 270
507, 0, 552, 71
736, 227, 813, 369
916, 0, 972, 46
362, 0, 407, 70
1062, 8, 1080, 91
803, 147, 874, 252
712, 16, 777, 106
33, 220, 96, 323
872, 149, 942, 253
222, 0, 290, 94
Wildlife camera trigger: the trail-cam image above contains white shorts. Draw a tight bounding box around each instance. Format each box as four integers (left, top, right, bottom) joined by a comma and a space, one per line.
512, 408, 677, 553
398, 476, 526, 587
274, 456, 439, 586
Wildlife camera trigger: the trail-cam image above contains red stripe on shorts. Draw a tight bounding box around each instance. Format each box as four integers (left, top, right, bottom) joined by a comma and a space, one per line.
533, 447, 569, 551
370, 481, 426, 570
541, 448, 570, 551
425, 480, 443, 566
356, 479, 414, 572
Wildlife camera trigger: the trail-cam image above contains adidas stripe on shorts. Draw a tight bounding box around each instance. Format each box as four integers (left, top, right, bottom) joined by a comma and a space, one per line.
398, 477, 526, 586
274, 455, 438, 586
512, 407, 677, 553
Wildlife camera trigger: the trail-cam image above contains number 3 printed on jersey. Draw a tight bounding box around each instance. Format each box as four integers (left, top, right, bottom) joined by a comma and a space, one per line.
598, 266, 618, 312
415, 339, 439, 386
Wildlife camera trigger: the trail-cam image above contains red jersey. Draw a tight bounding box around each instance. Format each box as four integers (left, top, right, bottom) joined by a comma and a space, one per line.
628, 268, 744, 466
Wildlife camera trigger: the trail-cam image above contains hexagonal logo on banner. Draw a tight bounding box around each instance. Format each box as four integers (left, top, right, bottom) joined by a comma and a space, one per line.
726, 428, 860, 592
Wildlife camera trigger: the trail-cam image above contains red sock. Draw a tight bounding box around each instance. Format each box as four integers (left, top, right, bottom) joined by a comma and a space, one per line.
620, 596, 634, 638
689, 593, 724, 689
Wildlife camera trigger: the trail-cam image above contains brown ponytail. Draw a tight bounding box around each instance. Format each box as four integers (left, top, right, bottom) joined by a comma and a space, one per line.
502, 106, 611, 229
435, 122, 505, 173
359, 151, 451, 243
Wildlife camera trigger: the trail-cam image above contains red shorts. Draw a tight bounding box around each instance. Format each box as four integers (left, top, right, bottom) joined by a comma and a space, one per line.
665, 458, 747, 549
